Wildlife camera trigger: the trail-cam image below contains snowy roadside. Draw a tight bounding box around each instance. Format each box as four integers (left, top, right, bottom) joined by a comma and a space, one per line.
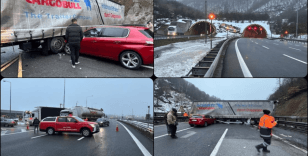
154, 38, 226, 77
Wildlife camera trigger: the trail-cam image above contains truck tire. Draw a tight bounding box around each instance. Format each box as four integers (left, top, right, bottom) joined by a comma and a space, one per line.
47, 128, 55, 135
50, 37, 65, 54
204, 122, 208, 127
82, 128, 91, 137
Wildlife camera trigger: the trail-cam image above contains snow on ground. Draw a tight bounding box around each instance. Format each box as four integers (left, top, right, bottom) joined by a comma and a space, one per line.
154, 91, 192, 113
154, 38, 225, 77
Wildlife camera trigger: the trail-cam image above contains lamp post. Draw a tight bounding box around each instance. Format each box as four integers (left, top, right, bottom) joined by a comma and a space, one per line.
205, 0, 207, 44
3, 80, 12, 119
209, 13, 215, 49
86, 95, 93, 107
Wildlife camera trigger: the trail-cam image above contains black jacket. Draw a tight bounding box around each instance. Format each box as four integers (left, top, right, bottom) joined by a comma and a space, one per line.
33, 119, 40, 126
65, 24, 84, 44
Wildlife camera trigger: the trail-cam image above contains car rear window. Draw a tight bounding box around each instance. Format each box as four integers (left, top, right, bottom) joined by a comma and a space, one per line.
42, 117, 56, 121
101, 28, 129, 37
192, 116, 202, 118
57, 117, 66, 122
139, 30, 153, 38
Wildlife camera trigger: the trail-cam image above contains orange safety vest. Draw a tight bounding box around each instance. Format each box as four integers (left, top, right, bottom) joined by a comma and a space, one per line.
259, 114, 276, 129
183, 113, 188, 117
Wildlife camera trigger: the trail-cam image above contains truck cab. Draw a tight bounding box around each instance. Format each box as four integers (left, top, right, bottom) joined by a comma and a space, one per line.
39, 116, 99, 137
189, 115, 216, 127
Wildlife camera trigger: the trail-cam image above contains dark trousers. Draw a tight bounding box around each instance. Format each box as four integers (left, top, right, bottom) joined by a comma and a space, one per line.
34, 125, 39, 133
69, 43, 80, 65
262, 137, 271, 147
166, 124, 170, 134
169, 124, 176, 137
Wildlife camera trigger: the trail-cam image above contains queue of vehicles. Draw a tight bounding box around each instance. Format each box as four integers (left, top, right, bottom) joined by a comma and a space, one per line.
0, 117, 15, 127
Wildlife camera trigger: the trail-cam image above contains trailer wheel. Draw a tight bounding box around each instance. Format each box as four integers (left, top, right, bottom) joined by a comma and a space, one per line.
50, 37, 65, 54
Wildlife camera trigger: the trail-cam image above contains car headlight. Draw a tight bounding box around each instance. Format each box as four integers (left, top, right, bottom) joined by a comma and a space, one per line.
100, 122, 103, 123
90, 124, 95, 127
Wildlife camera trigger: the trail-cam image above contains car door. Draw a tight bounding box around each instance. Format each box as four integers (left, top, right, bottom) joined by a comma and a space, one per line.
56, 117, 67, 131
80, 28, 101, 55
66, 117, 78, 132
96, 27, 128, 59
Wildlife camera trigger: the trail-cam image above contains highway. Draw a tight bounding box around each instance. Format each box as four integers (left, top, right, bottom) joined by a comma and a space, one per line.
222, 38, 307, 77
154, 122, 307, 156
1, 46, 153, 77
1, 119, 153, 156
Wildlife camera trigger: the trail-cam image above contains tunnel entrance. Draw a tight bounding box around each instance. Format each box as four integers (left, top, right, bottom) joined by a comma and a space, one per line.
188, 21, 216, 35
243, 24, 267, 38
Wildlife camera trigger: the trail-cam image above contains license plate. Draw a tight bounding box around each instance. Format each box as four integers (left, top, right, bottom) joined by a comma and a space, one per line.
192, 120, 197, 121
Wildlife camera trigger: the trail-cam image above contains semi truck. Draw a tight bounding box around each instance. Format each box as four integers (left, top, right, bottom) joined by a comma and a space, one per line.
60, 106, 104, 121
1, 0, 125, 55
190, 100, 278, 125
23, 107, 65, 126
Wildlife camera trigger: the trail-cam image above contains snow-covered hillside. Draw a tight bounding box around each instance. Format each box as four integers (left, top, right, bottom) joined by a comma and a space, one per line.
154, 90, 192, 113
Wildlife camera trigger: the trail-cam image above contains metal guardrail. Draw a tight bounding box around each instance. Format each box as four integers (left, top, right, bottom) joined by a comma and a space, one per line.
184, 36, 239, 77
269, 38, 307, 44
120, 120, 153, 134
275, 116, 307, 133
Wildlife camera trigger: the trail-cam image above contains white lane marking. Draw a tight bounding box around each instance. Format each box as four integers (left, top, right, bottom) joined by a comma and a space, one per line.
154, 127, 194, 139
272, 134, 307, 154
255, 42, 258, 44
1, 130, 34, 136
141, 65, 154, 69
31, 134, 47, 139
118, 122, 152, 156
295, 45, 300, 46
289, 47, 301, 51
1, 130, 8, 135
210, 128, 228, 156
77, 137, 85, 141
235, 39, 253, 77
262, 46, 269, 49
283, 54, 307, 64
21, 129, 27, 132
180, 131, 196, 138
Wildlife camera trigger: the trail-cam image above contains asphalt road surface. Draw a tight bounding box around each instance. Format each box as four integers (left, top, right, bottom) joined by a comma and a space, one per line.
1, 46, 153, 77
222, 38, 307, 77
154, 122, 307, 156
1, 119, 153, 156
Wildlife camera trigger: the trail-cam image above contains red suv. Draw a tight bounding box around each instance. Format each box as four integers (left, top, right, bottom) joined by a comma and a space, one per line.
189, 115, 216, 127
39, 116, 99, 137
65, 25, 153, 69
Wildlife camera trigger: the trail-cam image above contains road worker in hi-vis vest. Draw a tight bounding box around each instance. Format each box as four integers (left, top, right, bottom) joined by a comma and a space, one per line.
255, 109, 277, 153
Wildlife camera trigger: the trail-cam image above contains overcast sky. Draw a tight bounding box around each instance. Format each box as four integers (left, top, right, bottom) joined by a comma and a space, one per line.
1, 78, 153, 117
185, 78, 278, 100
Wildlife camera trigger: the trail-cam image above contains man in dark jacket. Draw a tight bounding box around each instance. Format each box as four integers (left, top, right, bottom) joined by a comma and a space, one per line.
65, 18, 84, 68
33, 117, 40, 133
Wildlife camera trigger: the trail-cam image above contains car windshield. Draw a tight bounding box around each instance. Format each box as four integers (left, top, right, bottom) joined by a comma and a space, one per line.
74, 116, 84, 122
168, 27, 175, 31
192, 116, 202, 118
96, 118, 102, 121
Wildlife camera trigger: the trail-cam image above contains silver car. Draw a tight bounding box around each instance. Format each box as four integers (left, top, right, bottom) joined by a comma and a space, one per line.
1, 118, 15, 127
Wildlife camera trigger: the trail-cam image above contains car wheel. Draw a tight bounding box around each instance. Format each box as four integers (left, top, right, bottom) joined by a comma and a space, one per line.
64, 43, 71, 55
119, 51, 142, 69
47, 128, 55, 135
50, 37, 65, 54
82, 128, 91, 137
204, 122, 208, 127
